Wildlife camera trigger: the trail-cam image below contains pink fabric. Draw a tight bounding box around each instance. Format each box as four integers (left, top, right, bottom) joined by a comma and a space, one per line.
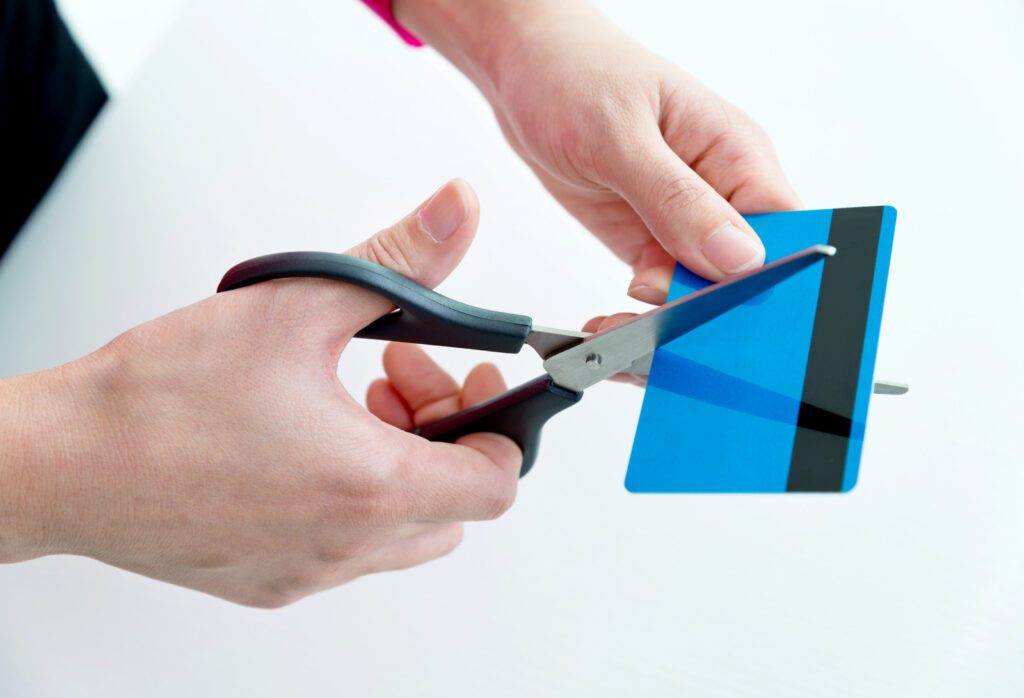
361, 0, 424, 47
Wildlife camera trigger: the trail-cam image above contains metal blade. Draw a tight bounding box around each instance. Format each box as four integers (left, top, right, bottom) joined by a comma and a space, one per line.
543, 245, 835, 392
872, 380, 909, 395
524, 326, 588, 359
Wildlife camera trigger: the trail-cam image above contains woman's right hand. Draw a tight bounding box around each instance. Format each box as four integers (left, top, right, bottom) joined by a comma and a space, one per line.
0, 179, 522, 608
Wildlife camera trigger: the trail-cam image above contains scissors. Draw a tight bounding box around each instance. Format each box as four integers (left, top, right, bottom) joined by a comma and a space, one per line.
218, 245, 835, 476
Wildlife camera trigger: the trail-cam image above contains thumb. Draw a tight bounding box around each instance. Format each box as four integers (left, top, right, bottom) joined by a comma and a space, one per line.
327, 179, 480, 336
612, 131, 766, 283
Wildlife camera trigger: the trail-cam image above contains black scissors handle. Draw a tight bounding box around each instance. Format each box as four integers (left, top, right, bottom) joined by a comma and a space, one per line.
218, 252, 569, 476
415, 375, 582, 477
218, 252, 533, 353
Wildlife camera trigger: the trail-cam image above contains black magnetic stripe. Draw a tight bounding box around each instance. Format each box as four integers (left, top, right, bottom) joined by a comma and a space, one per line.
786, 207, 883, 491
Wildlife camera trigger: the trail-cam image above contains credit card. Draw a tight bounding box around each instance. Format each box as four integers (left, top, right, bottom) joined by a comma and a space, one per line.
625, 207, 896, 493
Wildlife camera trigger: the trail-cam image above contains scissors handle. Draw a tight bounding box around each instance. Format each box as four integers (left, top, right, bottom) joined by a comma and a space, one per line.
415, 375, 582, 477
218, 252, 533, 353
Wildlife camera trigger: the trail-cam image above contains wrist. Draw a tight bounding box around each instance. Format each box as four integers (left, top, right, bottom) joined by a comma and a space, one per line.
392, 0, 604, 99
0, 351, 119, 562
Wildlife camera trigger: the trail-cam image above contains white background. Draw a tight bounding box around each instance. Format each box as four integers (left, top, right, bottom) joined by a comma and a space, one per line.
1, 0, 1022, 695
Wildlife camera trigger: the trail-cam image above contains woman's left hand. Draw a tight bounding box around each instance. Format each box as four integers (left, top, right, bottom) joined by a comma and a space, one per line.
395, 0, 801, 302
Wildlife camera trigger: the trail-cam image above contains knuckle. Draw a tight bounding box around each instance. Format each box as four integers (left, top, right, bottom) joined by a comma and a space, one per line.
314, 540, 351, 565
241, 588, 298, 610
375, 448, 420, 522
589, 85, 641, 132
320, 446, 414, 529
314, 533, 375, 564
287, 570, 322, 593
644, 173, 713, 236
245, 568, 323, 609
485, 484, 517, 521
651, 171, 709, 219
365, 232, 414, 278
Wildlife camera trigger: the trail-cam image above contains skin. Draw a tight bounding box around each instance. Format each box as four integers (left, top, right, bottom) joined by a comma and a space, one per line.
0, 181, 521, 608
395, 0, 801, 300
1, 0, 800, 606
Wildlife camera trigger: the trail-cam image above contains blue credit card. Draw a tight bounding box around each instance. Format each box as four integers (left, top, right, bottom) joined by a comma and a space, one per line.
625, 207, 896, 493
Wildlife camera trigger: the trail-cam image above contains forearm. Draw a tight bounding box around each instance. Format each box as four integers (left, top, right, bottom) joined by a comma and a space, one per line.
0, 357, 111, 562
1, 371, 55, 560
391, 0, 608, 99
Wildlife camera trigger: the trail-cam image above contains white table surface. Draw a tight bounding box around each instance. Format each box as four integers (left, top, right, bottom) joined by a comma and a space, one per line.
1, 1, 1022, 695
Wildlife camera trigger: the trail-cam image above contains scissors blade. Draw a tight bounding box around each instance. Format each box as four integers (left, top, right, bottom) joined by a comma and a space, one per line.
542, 244, 835, 392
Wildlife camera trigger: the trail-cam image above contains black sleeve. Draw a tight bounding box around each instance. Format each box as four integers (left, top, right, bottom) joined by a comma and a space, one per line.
0, 0, 107, 259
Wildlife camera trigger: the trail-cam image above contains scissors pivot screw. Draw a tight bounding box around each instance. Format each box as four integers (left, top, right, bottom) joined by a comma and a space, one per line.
585, 353, 603, 368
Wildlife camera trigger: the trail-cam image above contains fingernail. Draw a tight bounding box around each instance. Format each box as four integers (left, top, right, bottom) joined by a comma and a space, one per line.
418, 181, 467, 243
627, 283, 667, 305
701, 221, 765, 274
627, 267, 672, 305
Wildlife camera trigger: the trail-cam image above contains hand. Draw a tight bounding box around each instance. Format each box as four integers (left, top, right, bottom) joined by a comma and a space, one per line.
395, 0, 800, 301
0, 180, 521, 608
